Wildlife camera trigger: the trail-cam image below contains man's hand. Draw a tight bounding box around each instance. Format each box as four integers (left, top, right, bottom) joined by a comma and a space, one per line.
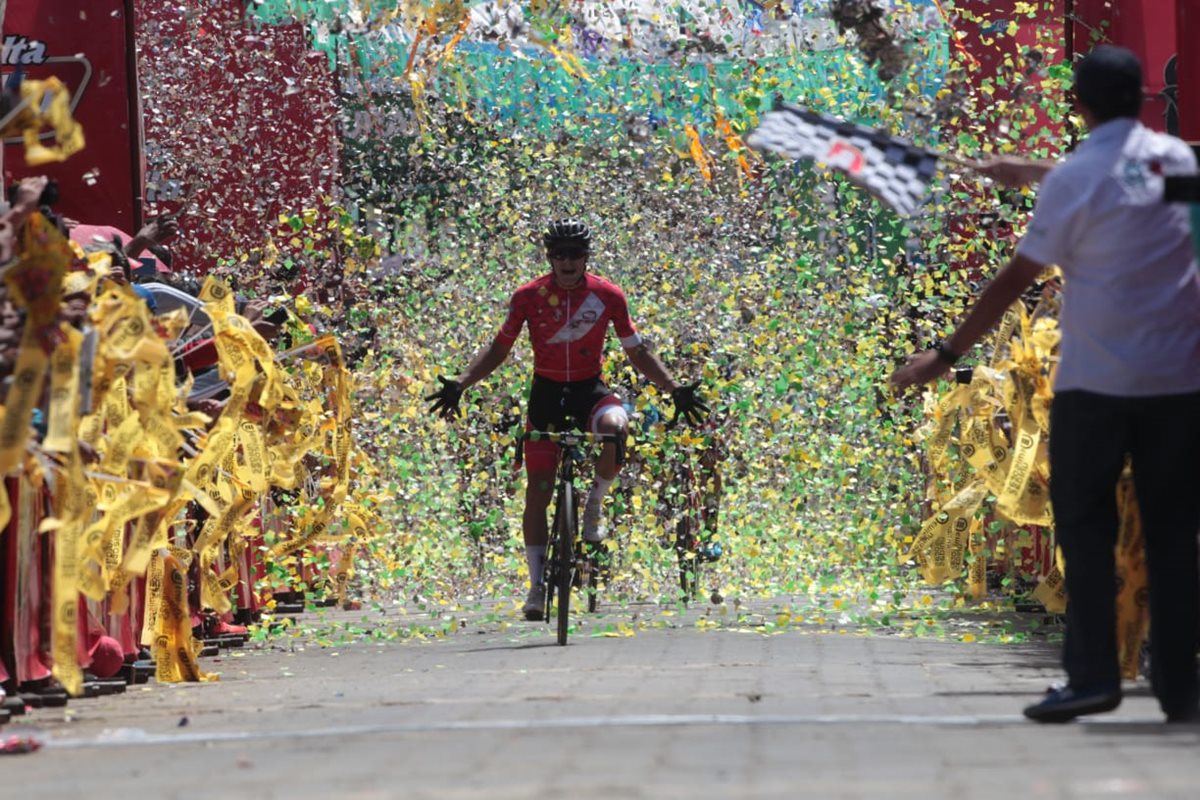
669, 381, 710, 427
251, 318, 280, 341
242, 299, 267, 323
13, 176, 48, 211
0, 219, 14, 263
4, 177, 48, 239
106, 236, 131, 284
244, 300, 279, 339
891, 350, 950, 390
188, 397, 226, 423
135, 215, 180, 247
425, 376, 464, 420
125, 214, 180, 262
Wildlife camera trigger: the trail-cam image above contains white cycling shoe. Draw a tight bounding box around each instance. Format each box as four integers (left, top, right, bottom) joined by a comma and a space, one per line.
582, 508, 606, 544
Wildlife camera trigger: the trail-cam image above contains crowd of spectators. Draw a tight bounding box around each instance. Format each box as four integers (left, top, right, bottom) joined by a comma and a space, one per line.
0, 170, 355, 725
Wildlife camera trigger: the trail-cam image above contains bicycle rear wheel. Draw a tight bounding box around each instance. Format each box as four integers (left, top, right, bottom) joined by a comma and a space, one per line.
555, 482, 574, 645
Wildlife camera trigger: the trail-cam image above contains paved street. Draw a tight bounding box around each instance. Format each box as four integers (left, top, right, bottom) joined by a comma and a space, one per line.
5, 601, 1198, 799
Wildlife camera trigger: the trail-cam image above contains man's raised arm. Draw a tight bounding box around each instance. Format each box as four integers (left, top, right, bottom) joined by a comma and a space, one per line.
625, 341, 709, 426
426, 338, 514, 420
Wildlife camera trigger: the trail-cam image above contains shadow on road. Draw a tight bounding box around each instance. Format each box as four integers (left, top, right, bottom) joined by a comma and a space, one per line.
1082, 721, 1200, 739
934, 685, 1156, 699
460, 641, 565, 653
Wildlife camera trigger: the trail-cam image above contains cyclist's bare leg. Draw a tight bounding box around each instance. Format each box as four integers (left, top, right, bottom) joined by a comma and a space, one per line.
595, 412, 625, 480
523, 470, 555, 587
584, 411, 628, 541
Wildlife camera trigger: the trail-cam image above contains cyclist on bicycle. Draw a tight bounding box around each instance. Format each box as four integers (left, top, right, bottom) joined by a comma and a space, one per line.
427, 218, 708, 620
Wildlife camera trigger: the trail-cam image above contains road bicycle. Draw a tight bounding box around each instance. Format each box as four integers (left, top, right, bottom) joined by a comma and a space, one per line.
518, 429, 623, 645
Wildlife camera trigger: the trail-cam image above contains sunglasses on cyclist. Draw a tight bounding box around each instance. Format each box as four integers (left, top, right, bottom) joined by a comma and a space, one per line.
547, 247, 588, 261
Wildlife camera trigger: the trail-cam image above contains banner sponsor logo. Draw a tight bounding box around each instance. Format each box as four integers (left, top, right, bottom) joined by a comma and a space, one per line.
2, 35, 49, 66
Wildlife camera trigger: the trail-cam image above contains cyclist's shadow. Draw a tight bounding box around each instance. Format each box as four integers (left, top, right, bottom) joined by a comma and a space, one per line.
460, 641, 565, 653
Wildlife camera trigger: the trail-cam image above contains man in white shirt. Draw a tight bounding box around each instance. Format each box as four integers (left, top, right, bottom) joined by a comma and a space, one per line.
893, 45, 1200, 724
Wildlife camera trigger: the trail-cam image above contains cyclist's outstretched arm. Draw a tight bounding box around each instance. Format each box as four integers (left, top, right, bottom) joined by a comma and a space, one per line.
623, 342, 680, 394
428, 337, 515, 419
625, 342, 709, 426
456, 337, 514, 390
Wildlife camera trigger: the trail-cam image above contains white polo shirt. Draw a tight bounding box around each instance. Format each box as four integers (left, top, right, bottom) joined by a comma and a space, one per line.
1017, 118, 1200, 397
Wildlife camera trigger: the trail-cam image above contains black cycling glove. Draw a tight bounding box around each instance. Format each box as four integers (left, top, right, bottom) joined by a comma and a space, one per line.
669, 381, 710, 428
425, 376, 464, 420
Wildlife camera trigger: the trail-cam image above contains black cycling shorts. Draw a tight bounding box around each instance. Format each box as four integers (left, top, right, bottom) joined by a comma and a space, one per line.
524, 374, 623, 472
527, 374, 617, 432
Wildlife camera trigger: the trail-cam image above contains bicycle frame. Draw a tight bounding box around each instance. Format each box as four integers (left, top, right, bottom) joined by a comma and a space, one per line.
518, 430, 622, 645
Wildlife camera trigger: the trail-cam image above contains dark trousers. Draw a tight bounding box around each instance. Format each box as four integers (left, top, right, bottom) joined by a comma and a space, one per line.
1050, 390, 1200, 714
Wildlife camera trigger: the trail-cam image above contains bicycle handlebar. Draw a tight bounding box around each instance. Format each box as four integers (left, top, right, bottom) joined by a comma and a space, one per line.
522, 430, 623, 444
515, 430, 626, 469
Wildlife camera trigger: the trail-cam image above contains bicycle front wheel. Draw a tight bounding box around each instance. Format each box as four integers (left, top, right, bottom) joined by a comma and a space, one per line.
555, 482, 574, 645
542, 527, 558, 624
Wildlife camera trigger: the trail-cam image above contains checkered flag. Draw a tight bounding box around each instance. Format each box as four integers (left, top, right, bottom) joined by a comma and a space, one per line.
745, 102, 942, 217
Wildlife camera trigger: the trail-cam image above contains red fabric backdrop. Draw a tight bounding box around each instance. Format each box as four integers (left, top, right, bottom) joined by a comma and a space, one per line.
131, 0, 341, 275
1071, 0, 1177, 132
3, 0, 341, 274
2, 0, 142, 231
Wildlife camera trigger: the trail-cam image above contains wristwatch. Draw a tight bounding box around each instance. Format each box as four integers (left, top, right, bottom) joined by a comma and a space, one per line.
932, 340, 961, 365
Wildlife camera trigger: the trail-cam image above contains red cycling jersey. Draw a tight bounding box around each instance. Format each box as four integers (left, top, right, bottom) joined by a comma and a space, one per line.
494, 272, 643, 382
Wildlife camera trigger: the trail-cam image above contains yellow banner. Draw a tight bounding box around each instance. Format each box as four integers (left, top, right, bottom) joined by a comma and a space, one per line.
1032, 565, 1068, 614
0, 479, 9, 531
996, 413, 1042, 523
905, 480, 989, 574
0, 329, 49, 475
237, 420, 267, 493
16, 77, 86, 165
196, 491, 256, 614
1115, 472, 1149, 680
50, 449, 87, 696
141, 550, 164, 648
989, 303, 1024, 368
923, 385, 970, 476
44, 326, 83, 452
199, 276, 236, 315
966, 519, 987, 600
120, 495, 186, 579
153, 550, 216, 684
6, 212, 70, 328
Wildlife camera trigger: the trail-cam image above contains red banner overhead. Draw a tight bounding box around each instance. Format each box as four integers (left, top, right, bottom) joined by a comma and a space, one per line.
2, 0, 143, 231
